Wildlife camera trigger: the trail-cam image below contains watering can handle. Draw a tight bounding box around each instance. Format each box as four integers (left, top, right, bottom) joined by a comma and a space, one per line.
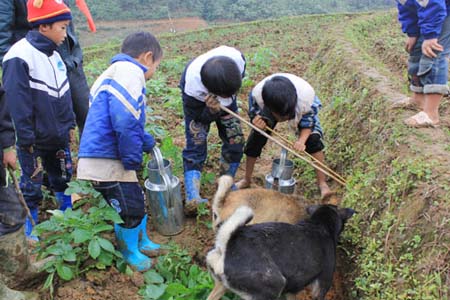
151, 147, 174, 207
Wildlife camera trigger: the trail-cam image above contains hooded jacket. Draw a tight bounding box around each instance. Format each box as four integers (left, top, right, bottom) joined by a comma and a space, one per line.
78, 54, 155, 170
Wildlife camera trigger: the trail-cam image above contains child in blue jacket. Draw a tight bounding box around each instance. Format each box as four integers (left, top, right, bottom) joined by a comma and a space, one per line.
2, 0, 75, 241
396, 0, 450, 127
77, 32, 162, 272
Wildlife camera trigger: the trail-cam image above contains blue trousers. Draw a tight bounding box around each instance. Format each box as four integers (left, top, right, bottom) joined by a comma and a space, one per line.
182, 94, 244, 172
93, 181, 146, 228
16, 147, 72, 210
408, 15, 450, 95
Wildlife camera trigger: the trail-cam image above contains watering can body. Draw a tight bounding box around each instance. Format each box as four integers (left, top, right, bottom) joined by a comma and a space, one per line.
265, 148, 297, 194
144, 148, 185, 236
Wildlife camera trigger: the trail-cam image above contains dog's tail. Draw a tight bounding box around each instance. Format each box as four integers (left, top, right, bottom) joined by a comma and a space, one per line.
212, 175, 234, 222
216, 205, 253, 250
207, 206, 253, 276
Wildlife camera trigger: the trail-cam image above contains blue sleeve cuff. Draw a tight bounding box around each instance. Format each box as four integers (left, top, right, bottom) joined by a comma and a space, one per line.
143, 132, 156, 153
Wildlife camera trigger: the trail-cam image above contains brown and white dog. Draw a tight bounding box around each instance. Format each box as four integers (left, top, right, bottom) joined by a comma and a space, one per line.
211, 175, 307, 232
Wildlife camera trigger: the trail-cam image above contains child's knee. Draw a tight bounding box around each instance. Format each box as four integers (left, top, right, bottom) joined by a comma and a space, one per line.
305, 133, 325, 154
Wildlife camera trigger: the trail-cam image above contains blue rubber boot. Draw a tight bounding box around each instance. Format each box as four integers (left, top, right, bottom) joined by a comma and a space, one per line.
227, 162, 240, 177
55, 192, 72, 211
221, 162, 240, 190
114, 223, 152, 272
138, 215, 160, 256
184, 170, 207, 203
229, 163, 240, 191
24, 208, 39, 242
184, 170, 207, 216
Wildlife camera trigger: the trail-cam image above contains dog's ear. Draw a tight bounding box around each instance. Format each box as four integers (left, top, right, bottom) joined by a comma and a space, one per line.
306, 205, 320, 215
338, 208, 355, 220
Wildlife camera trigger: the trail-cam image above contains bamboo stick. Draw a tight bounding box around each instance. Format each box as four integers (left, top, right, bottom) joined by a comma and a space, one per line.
264, 127, 346, 183
8, 167, 34, 225
219, 105, 346, 186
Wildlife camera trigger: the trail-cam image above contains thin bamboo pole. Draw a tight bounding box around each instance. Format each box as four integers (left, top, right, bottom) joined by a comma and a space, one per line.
264, 127, 346, 183
219, 105, 346, 186
8, 167, 34, 225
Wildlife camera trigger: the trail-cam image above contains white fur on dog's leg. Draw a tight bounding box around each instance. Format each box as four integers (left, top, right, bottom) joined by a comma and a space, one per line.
207, 280, 227, 300
310, 279, 320, 299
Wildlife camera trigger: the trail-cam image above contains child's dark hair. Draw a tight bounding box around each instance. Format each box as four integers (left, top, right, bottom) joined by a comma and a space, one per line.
200, 56, 242, 97
121, 31, 163, 62
262, 76, 297, 119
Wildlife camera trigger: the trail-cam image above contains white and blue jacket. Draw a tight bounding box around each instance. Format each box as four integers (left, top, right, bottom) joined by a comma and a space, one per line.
2, 30, 74, 149
182, 45, 246, 107
250, 73, 322, 134
397, 0, 450, 39
78, 54, 155, 171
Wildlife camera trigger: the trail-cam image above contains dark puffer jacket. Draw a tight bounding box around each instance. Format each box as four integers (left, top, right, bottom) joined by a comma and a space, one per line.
0, 0, 30, 62
0, 0, 83, 71
0, 85, 16, 185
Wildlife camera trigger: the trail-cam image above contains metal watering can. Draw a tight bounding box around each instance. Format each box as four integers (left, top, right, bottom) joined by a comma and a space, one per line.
144, 147, 184, 236
265, 148, 296, 194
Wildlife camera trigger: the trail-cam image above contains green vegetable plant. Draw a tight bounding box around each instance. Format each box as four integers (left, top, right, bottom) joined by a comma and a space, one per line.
34, 180, 131, 296
139, 244, 239, 300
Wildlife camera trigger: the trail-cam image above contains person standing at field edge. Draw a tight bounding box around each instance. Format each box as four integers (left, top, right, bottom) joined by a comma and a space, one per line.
77, 32, 163, 272
179, 46, 246, 216
2, 0, 76, 241
0, 83, 51, 300
395, 0, 450, 128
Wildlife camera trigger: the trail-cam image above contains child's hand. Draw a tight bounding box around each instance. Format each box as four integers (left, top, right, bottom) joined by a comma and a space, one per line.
205, 94, 221, 113
405, 36, 417, 53
422, 38, 443, 58
252, 115, 267, 130
3, 148, 16, 170
293, 139, 306, 152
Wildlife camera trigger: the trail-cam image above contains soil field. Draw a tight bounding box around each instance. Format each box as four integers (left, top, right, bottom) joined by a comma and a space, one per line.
16, 11, 450, 300
21, 15, 352, 300
77, 17, 209, 47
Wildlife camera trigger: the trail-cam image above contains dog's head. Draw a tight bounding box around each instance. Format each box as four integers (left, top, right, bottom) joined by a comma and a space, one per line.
306, 204, 355, 237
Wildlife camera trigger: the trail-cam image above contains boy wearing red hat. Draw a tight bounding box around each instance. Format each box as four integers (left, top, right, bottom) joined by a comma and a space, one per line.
2, 0, 75, 241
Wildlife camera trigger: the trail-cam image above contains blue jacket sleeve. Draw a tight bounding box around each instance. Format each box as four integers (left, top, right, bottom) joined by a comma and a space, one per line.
298, 97, 322, 130
247, 92, 261, 121
0, 0, 15, 62
2, 57, 35, 147
397, 0, 420, 37
417, 0, 447, 39
142, 132, 155, 153
108, 91, 146, 170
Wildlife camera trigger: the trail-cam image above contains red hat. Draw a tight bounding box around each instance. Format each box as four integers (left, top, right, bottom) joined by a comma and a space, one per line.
27, 0, 72, 26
